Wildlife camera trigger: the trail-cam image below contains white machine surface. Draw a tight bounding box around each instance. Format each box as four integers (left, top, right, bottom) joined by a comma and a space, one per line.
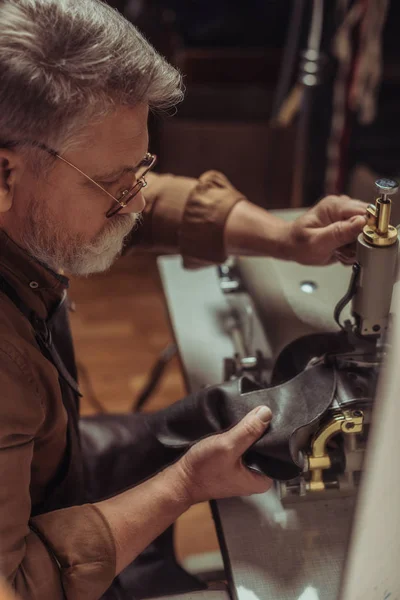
339, 300, 400, 600
158, 207, 400, 600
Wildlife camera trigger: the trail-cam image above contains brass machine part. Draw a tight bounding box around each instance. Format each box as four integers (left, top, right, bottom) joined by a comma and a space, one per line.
363, 179, 398, 247
307, 409, 364, 492
351, 178, 399, 336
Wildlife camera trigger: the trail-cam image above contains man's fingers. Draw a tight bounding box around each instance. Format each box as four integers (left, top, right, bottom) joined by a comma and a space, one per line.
336, 202, 369, 220
318, 196, 368, 222
317, 215, 366, 250
225, 406, 272, 457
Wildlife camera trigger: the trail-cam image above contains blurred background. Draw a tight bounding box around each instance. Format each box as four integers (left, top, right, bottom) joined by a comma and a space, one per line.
109, 0, 400, 208
69, 0, 400, 571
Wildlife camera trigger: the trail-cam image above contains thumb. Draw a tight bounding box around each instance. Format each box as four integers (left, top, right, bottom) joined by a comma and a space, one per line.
224, 406, 272, 457
318, 215, 366, 250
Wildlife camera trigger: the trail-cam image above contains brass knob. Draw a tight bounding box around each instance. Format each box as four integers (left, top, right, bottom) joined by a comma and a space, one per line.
363, 178, 399, 246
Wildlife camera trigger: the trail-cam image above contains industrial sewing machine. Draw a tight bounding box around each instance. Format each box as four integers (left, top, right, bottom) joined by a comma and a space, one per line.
218, 178, 399, 503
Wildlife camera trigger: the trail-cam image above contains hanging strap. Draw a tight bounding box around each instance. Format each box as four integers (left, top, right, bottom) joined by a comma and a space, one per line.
334, 262, 361, 329
0, 273, 81, 396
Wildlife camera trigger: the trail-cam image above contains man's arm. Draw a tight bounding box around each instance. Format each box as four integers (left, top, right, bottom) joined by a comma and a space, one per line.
224, 194, 368, 265
0, 339, 272, 600
125, 170, 245, 267
128, 171, 367, 268
96, 405, 272, 574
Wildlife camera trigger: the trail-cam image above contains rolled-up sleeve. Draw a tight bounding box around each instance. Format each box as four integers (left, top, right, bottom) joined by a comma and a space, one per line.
0, 343, 116, 600
30, 505, 116, 600
126, 170, 246, 268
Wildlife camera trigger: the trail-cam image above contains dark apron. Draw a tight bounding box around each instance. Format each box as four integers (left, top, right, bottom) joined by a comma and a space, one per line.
0, 276, 85, 514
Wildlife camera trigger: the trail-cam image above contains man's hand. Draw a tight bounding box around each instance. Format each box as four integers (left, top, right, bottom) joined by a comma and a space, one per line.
96, 405, 272, 575
225, 195, 368, 265
285, 195, 368, 266
173, 405, 273, 505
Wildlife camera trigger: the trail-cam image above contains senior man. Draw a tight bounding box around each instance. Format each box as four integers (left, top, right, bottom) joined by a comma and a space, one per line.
0, 1, 368, 599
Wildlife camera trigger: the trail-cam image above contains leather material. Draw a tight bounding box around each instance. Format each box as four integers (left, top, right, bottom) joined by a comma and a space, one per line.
80, 355, 376, 487
79, 366, 338, 486
271, 330, 377, 384
80, 365, 337, 485
271, 331, 355, 384
79, 413, 183, 501
151, 364, 336, 481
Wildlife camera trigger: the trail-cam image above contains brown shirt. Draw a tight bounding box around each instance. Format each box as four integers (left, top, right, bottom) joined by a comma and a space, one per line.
0, 171, 245, 599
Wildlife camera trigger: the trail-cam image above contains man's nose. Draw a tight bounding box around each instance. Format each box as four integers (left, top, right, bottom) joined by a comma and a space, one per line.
120, 190, 146, 215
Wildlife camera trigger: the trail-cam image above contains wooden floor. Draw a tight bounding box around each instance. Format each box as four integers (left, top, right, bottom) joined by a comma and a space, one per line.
69, 251, 219, 562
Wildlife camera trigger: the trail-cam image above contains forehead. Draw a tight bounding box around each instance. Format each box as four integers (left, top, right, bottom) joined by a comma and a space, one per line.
73, 104, 149, 167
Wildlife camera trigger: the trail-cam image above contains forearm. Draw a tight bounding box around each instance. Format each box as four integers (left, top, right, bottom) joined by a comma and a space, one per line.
126, 171, 244, 268
224, 200, 293, 260
96, 462, 190, 575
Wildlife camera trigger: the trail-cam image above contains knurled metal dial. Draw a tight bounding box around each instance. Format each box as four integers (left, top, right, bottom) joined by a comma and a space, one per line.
375, 178, 399, 196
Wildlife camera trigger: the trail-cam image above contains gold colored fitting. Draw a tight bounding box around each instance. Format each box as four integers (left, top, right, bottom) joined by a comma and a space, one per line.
363, 195, 398, 247
363, 224, 398, 247
377, 199, 391, 234
308, 480, 326, 492
306, 410, 364, 493
308, 455, 331, 470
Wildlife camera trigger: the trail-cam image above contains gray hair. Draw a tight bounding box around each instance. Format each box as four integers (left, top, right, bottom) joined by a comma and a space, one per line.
0, 0, 184, 152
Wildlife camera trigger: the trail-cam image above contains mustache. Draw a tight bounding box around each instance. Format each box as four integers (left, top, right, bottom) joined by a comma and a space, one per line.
22, 193, 144, 275
88, 212, 141, 254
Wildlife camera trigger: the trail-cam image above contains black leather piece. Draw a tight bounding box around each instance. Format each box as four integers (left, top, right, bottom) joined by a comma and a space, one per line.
151, 364, 336, 481
271, 330, 377, 385
79, 414, 183, 501
335, 366, 378, 408
80, 364, 336, 485
271, 331, 355, 384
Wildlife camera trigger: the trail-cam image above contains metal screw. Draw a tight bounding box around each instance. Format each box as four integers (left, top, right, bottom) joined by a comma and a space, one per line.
375, 178, 399, 201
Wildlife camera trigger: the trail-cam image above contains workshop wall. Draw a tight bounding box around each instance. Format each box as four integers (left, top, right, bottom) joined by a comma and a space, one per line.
107, 0, 400, 209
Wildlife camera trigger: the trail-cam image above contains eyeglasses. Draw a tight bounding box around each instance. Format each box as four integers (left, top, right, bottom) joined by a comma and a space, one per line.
22, 141, 157, 218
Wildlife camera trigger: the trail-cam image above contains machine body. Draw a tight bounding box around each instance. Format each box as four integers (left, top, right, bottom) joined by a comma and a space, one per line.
284, 178, 399, 501
351, 178, 399, 337
219, 178, 399, 502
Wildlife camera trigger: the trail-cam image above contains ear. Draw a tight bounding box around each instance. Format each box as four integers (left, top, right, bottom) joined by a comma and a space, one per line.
0, 148, 23, 213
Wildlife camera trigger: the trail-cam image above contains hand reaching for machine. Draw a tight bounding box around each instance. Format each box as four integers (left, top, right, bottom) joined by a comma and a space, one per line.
225, 193, 368, 266
286, 195, 368, 266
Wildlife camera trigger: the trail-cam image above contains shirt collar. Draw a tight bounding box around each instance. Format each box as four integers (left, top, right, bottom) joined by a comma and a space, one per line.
0, 229, 69, 319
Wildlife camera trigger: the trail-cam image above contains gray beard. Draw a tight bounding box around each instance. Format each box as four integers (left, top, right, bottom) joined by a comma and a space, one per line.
22, 201, 140, 276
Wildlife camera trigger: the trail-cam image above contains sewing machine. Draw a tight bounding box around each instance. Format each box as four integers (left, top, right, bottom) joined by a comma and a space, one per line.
219, 178, 398, 504
158, 177, 400, 600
